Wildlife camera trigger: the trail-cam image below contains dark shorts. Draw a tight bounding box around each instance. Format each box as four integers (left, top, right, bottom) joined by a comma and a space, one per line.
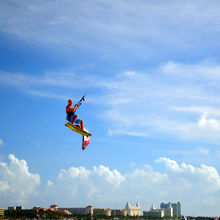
69, 114, 81, 125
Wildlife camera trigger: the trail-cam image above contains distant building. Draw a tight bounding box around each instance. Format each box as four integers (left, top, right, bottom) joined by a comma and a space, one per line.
60, 206, 93, 215
160, 202, 181, 217
50, 204, 58, 209
163, 204, 173, 217
8, 207, 16, 211
16, 206, 24, 210
174, 202, 181, 217
63, 207, 87, 215
58, 209, 72, 215
125, 202, 141, 216
111, 209, 127, 216
0, 208, 4, 217
143, 204, 165, 217
8, 206, 24, 211
61, 206, 127, 217
33, 206, 47, 211
93, 208, 111, 216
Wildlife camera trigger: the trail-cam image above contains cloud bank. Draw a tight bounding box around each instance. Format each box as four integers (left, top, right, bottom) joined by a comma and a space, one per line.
0, 154, 40, 206
1, 0, 220, 60
0, 154, 220, 216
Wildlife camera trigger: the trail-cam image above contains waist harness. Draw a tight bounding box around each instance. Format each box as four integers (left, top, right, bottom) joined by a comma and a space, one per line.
66, 111, 74, 121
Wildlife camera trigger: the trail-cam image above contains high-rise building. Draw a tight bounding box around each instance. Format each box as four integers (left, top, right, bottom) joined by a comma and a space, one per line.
160, 202, 181, 217
172, 202, 181, 217
160, 202, 171, 209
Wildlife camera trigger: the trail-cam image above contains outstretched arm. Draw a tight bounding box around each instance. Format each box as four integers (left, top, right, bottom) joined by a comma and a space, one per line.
73, 104, 79, 112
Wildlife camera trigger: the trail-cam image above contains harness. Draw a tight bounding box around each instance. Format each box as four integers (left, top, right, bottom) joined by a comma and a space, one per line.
66, 111, 74, 121
66, 104, 75, 121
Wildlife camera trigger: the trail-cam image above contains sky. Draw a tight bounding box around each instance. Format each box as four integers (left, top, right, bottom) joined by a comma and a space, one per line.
0, 0, 220, 217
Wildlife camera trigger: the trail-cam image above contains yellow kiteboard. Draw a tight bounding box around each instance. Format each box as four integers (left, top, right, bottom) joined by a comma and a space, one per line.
65, 123, 92, 136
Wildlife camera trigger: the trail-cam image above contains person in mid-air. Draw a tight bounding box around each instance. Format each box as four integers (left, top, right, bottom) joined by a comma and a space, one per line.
66, 99, 84, 130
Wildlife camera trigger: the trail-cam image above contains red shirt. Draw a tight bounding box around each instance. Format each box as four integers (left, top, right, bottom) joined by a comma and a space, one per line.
66, 104, 75, 113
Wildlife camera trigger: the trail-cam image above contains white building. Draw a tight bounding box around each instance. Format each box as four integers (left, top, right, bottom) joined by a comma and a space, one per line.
125, 202, 141, 216
143, 204, 165, 217
161, 202, 181, 217
143, 204, 173, 218
163, 204, 173, 217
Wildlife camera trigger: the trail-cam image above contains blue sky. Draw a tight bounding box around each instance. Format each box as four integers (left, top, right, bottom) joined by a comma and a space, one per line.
1, 0, 220, 216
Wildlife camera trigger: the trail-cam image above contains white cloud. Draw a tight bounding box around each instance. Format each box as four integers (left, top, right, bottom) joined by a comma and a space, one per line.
47, 180, 54, 186
43, 157, 220, 216
0, 154, 40, 207
0, 70, 99, 100
45, 165, 125, 206
172, 106, 220, 117
1, 59, 220, 143
1, 0, 220, 59
198, 112, 220, 130
0, 139, 3, 146
156, 157, 181, 172
196, 147, 210, 155
101, 60, 220, 142
1, 154, 220, 215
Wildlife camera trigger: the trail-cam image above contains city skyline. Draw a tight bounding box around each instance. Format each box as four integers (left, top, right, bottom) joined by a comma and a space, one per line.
3, 201, 182, 217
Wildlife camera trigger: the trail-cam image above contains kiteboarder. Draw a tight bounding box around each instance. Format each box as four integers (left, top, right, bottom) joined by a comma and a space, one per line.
66, 99, 84, 130
65, 96, 91, 150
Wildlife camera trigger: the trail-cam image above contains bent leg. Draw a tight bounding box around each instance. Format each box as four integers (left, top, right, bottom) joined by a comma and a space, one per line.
80, 120, 84, 130
72, 115, 78, 125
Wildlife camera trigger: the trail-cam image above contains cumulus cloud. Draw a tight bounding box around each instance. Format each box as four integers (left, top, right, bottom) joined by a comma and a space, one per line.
44, 165, 125, 207
157, 157, 220, 189
198, 112, 220, 130
156, 157, 181, 172
1, 154, 220, 215
42, 158, 220, 216
0, 154, 40, 207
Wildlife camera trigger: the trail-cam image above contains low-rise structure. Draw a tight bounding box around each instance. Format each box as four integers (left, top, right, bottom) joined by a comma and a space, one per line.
111, 209, 127, 216
60, 205, 93, 215
33, 206, 47, 211
50, 204, 58, 209
93, 208, 111, 216
0, 208, 4, 217
58, 209, 72, 215
62, 206, 127, 217
8, 206, 16, 211
8, 206, 24, 211
15, 206, 24, 210
143, 204, 165, 217
63, 207, 87, 215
